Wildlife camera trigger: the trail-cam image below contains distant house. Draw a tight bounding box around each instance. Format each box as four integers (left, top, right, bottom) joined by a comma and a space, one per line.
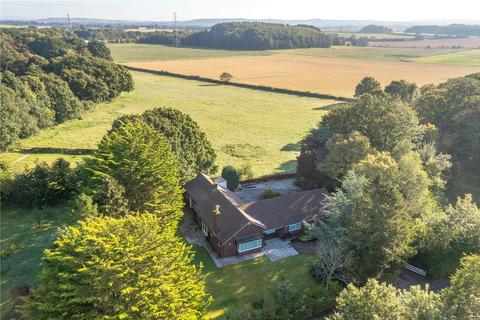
185, 173, 328, 257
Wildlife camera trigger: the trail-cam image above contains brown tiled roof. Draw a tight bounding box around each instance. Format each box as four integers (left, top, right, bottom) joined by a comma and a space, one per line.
239, 188, 328, 230
185, 173, 266, 244
185, 173, 328, 243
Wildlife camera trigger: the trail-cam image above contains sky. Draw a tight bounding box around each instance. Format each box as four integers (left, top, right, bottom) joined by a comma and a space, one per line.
2, 0, 480, 22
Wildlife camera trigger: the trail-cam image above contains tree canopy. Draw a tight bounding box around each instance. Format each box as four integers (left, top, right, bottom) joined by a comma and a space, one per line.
84, 120, 183, 222
359, 24, 393, 33
329, 254, 480, 319
415, 73, 480, 201
19, 212, 210, 319
0, 27, 133, 151
297, 92, 422, 189
111, 107, 217, 184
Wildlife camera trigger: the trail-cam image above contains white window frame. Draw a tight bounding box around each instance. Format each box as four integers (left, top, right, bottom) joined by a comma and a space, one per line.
288, 223, 302, 232
188, 196, 193, 208
202, 221, 209, 236
238, 239, 262, 253
264, 229, 276, 235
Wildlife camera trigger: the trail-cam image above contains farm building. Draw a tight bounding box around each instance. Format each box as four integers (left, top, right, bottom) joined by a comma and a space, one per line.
185, 173, 328, 257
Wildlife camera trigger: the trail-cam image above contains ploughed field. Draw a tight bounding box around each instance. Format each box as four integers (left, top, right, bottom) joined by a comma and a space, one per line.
3, 71, 335, 177
114, 44, 480, 98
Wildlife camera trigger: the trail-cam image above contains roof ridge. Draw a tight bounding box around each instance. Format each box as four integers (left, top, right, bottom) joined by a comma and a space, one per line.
241, 187, 328, 208
216, 187, 266, 228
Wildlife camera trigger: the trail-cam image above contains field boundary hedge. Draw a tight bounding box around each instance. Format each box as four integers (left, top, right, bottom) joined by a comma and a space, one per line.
125, 66, 353, 102
19, 148, 95, 155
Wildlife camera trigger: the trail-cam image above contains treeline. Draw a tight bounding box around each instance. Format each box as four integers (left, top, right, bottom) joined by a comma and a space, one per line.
406, 24, 480, 37
359, 24, 393, 34
181, 22, 342, 50
0, 28, 134, 151
76, 22, 344, 50
297, 73, 480, 281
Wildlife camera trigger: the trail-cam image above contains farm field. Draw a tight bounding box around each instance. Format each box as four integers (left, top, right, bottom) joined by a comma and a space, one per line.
108, 43, 273, 63
325, 31, 414, 39
108, 43, 459, 63
125, 53, 479, 97
2, 70, 335, 177
369, 37, 480, 48
414, 49, 480, 66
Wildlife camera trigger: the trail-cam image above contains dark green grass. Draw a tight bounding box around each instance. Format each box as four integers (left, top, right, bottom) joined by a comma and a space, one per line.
0, 205, 74, 317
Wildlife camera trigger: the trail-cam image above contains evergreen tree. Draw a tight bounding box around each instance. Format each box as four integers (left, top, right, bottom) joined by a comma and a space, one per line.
85, 120, 183, 224
111, 107, 217, 184
354, 76, 382, 97
19, 213, 211, 319
94, 175, 130, 218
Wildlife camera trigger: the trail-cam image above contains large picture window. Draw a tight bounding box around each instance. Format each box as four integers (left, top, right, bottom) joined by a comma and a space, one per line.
288, 223, 302, 232
238, 239, 262, 253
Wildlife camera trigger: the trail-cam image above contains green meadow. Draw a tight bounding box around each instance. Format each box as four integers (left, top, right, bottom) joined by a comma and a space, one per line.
4, 70, 335, 177
414, 49, 480, 66
107, 43, 274, 63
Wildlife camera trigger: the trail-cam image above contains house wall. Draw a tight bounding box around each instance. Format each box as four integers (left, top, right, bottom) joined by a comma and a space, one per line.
219, 223, 265, 257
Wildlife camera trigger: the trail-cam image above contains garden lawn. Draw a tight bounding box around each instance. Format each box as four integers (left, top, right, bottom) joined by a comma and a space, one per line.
191, 246, 322, 319
0, 205, 74, 318
4, 70, 335, 177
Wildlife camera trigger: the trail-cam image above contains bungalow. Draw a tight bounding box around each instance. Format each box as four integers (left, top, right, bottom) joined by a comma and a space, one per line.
185, 173, 328, 257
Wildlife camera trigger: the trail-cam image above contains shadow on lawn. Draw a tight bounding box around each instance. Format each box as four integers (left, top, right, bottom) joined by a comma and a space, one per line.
275, 160, 297, 173
313, 102, 348, 111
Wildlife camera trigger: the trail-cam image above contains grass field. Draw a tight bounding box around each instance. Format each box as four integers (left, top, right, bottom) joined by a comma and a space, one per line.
414, 49, 480, 66
192, 246, 324, 319
0, 205, 74, 318
2, 70, 334, 176
108, 43, 273, 63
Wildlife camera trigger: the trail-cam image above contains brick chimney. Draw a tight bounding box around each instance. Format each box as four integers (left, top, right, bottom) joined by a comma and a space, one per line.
213, 204, 221, 233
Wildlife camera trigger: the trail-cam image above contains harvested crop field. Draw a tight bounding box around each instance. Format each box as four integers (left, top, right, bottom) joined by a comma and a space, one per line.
125, 54, 480, 97
369, 37, 480, 49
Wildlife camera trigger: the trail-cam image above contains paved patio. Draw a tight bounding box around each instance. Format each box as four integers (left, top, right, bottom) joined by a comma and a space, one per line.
180, 211, 299, 268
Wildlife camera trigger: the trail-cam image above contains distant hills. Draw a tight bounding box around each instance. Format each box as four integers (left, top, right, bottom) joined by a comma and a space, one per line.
406, 24, 480, 37
2, 17, 480, 30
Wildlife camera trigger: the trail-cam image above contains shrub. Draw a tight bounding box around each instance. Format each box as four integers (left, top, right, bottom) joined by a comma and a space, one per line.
262, 189, 281, 199
222, 165, 240, 190
220, 72, 233, 82
1, 242, 23, 260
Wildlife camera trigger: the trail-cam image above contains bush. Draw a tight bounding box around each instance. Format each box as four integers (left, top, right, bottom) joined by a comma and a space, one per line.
222, 165, 240, 190
262, 189, 281, 199
220, 72, 233, 82
2, 158, 79, 208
